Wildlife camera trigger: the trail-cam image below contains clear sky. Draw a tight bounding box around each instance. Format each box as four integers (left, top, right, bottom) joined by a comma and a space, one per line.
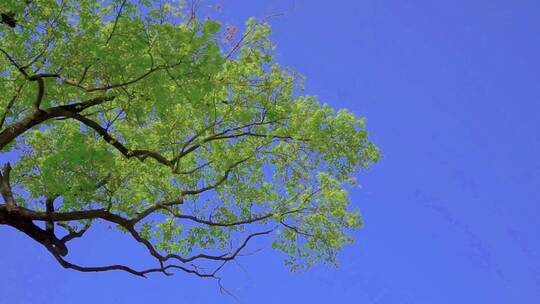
2, 0, 540, 303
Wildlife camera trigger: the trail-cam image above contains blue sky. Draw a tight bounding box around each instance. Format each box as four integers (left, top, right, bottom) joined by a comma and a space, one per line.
2, 0, 540, 303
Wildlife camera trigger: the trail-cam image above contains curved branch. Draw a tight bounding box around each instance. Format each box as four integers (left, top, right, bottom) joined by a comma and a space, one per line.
181, 155, 252, 196
178, 229, 274, 263
44, 240, 224, 279
35, 60, 187, 93
161, 206, 303, 228
44, 242, 155, 278
0, 205, 131, 225
162, 207, 274, 227
175, 118, 306, 162
68, 112, 173, 167
59, 221, 92, 243
0, 96, 114, 150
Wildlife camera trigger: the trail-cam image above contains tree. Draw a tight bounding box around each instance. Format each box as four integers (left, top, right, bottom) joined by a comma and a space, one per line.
0, 0, 379, 282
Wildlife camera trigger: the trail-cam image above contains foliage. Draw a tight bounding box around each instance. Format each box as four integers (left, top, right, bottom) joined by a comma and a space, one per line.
0, 0, 379, 279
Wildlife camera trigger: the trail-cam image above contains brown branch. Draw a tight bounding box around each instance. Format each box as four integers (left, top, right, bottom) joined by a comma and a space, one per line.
45, 196, 56, 233
0, 83, 24, 130
0, 163, 16, 212
0, 205, 130, 225
0, 110, 51, 150
59, 221, 92, 243
133, 191, 304, 229
125, 212, 273, 267
169, 209, 273, 227
162, 207, 303, 228
28, 74, 45, 110
44, 241, 221, 278
2, 209, 68, 256
5, 214, 214, 279
44, 243, 150, 277
0, 95, 115, 150
0, 204, 177, 267
1, 203, 178, 276
61, 95, 116, 112
36, 222, 227, 279
209, 131, 304, 142
1, 188, 283, 279
178, 229, 274, 263
67, 112, 173, 167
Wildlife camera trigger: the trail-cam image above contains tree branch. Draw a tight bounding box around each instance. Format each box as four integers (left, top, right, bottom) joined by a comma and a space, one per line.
178, 229, 274, 263
67, 112, 174, 167
162, 207, 302, 228
0, 47, 28, 77
0, 163, 16, 212
181, 155, 254, 196
28, 75, 45, 110
59, 221, 92, 243
39, 60, 187, 93
45, 196, 56, 233
0, 83, 24, 130
106, 0, 128, 44
0, 96, 115, 150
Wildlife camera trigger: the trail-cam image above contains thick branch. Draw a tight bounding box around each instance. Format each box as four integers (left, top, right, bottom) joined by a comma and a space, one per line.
28, 74, 45, 110
0, 205, 130, 225
1, 210, 68, 256
0, 163, 16, 212
45, 197, 56, 233
0, 12, 17, 28
0, 96, 114, 150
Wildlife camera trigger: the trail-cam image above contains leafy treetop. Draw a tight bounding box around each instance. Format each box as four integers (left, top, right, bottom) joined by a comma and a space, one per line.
0, 0, 379, 281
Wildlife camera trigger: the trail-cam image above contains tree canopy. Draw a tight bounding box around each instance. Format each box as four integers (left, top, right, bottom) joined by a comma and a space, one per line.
0, 0, 379, 281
